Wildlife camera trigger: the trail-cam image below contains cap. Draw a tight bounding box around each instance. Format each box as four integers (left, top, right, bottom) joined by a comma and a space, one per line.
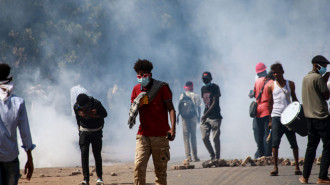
312, 55, 330, 65
202, 71, 212, 79
184, 81, 194, 91
255, 62, 266, 73
185, 81, 193, 86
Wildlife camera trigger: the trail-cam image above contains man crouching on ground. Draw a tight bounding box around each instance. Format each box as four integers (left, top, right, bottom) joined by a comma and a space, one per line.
128, 59, 176, 185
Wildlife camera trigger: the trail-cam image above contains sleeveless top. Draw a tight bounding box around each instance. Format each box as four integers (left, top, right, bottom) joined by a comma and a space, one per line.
271, 80, 291, 117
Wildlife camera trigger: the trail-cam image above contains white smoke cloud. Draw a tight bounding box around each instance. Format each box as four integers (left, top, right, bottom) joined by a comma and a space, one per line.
14, 0, 330, 168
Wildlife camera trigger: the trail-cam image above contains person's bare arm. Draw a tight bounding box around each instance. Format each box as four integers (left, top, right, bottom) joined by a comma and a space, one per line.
166, 101, 176, 141
267, 83, 274, 129
24, 150, 34, 180
289, 81, 298, 102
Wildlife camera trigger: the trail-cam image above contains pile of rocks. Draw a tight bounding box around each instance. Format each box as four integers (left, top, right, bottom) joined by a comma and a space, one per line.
171, 158, 195, 170
201, 154, 322, 168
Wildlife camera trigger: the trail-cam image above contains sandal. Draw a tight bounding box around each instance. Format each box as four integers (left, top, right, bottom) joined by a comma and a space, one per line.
299, 176, 308, 184
295, 170, 302, 175
317, 177, 330, 184
270, 170, 278, 176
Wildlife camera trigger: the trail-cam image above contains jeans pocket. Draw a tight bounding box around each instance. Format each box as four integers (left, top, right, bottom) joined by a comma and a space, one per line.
160, 147, 170, 162
79, 132, 86, 146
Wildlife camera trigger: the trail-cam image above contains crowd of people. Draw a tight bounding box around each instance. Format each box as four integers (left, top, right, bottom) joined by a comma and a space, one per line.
250, 56, 330, 184
0, 55, 330, 185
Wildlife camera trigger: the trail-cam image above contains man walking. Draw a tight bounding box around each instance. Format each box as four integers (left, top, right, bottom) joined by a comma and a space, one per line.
74, 93, 107, 185
267, 63, 301, 176
128, 59, 176, 185
0, 63, 35, 185
177, 81, 201, 162
200, 72, 222, 163
299, 55, 330, 184
253, 62, 273, 158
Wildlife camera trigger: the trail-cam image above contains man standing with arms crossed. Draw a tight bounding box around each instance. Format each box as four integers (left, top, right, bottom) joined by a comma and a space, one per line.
128, 59, 176, 185
299, 55, 330, 184
0, 63, 35, 185
267, 63, 301, 176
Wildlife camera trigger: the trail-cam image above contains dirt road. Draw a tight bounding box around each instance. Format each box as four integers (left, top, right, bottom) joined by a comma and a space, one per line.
18, 160, 322, 185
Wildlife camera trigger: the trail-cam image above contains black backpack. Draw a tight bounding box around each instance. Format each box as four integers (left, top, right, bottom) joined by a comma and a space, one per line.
178, 93, 196, 119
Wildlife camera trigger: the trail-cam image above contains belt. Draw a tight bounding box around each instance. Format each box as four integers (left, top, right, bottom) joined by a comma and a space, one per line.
79, 126, 102, 132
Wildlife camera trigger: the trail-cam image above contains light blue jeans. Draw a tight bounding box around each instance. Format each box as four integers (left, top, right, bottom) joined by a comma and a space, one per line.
0, 157, 20, 185
200, 118, 221, 160
182, 116, 199, 160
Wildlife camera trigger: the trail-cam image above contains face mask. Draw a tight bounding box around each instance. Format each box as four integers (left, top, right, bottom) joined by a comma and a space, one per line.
203, 82, 211, 87
202, 78, 211, 87
0, 81, 14, 101
137, 77, 150, 87
317, 64, 327, 75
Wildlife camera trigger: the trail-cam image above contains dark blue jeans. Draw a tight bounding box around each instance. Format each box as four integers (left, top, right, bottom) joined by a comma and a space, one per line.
303, 117, 330, 180
271, 116, 298, 149
253, 116, 272, 158
0, 157, 20, 185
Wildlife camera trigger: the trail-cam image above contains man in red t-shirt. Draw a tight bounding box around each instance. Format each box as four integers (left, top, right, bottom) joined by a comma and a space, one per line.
129, 59, 176, 185
253, 62, 274, 159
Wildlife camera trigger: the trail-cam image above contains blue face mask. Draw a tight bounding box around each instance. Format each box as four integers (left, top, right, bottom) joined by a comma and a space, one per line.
137, 77, 150, 87
317, 64, 327, 75
203, 82, 211, 87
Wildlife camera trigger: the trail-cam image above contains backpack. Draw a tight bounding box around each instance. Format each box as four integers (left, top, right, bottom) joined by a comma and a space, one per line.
178, 93, 196, 119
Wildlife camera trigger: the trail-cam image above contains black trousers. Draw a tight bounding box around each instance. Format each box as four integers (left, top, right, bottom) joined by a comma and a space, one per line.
303, 117, 330, 179
79, 130, 103, 181
0, 157, 20, 185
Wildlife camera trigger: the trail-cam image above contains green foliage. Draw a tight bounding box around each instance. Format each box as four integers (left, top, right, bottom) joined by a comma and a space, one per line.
0, 0, 105, 81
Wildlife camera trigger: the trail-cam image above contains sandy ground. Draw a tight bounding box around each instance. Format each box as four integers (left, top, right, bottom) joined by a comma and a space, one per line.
18, 159, 324, 185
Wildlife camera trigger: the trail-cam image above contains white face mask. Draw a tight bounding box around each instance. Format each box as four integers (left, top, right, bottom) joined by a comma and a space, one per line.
0, 81, 14, 101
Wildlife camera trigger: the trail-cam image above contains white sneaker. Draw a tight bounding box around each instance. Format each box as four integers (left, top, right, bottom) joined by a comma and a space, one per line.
96, 178, 104, 185
80, 180, 89, 185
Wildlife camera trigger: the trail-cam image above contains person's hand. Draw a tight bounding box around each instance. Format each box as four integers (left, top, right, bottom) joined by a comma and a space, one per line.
248, 90, 254, 98
85, 109, 100, 118
78, 111, 86, 117
167, 129, 176, 141
201, 115, 206, 124
268, 120, 272, 130
24, 159, 34, 180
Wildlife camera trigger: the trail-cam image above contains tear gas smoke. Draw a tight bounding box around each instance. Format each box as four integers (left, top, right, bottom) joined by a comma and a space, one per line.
3, 0, 330, 168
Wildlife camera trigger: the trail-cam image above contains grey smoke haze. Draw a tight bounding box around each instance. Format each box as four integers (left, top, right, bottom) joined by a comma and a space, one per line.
2, 0, 329, 168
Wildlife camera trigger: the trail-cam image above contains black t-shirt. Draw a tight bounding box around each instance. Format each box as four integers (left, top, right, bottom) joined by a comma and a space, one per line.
74, 97, 108, 129
201, 83, 222, 119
